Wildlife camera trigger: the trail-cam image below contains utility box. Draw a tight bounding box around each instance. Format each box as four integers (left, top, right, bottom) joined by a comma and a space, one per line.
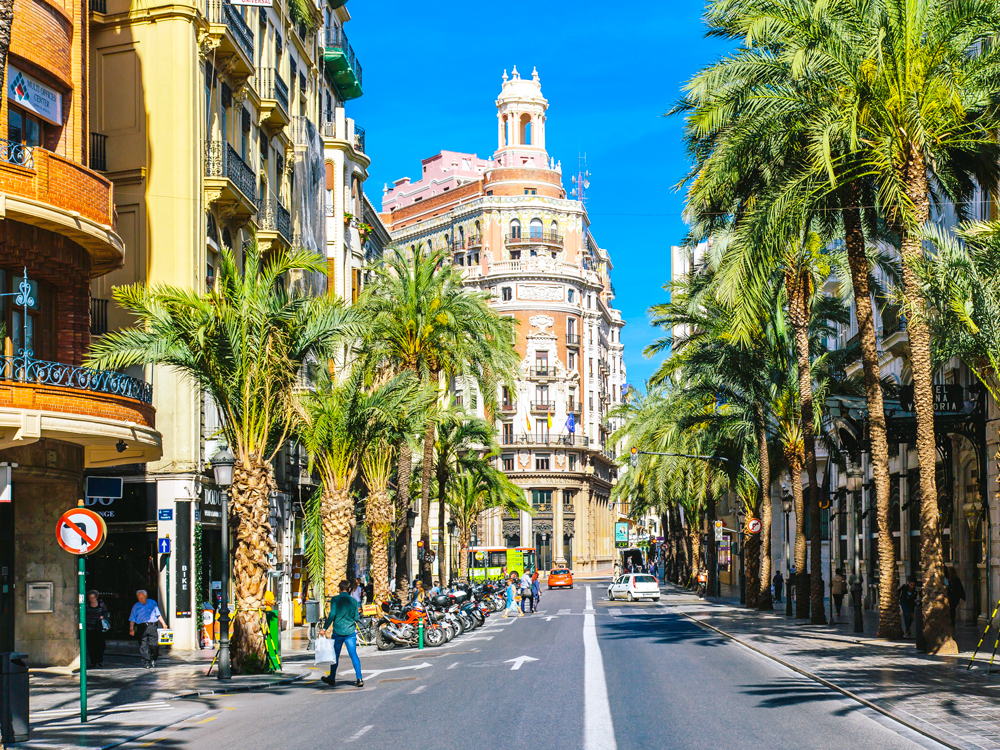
304, 599, 320, 625
0, 652, 29, 744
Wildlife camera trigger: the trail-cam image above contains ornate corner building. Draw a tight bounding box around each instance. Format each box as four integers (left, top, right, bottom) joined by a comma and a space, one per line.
382, 68, 627, 573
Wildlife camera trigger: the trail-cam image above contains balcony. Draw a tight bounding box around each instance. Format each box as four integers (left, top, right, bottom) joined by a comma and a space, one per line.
90, 298, 109, 336
530, 401, 555, 413
257, 195, 292, 249
353, 125, 365, 154
502, 434, 591, 448
204, 141, 257, 222
204, 0, 255, 78
506, 231, 564, 248
567, 400, 582, 414
500, 401, 517, 414
566, 333, 581, 347
0, 354, 161, 466
324, 27, 363, 101
0, 144, 122, 275
90, 133, 107, 172
881, 306, 909, 357
468, 234, 483, 248
531, 366, 554, 379
256, 68, 290, 134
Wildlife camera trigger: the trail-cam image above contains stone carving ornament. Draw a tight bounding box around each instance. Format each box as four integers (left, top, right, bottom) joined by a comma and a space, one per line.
529, 315, 554, 333
518, 450, 530, 467
555, 451, 565, 467
518, 284, 563, 302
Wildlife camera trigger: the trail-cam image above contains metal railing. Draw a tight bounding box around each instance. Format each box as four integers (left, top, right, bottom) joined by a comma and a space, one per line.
532, 366, 552, 377
90, 0, 106, 12
506, 231, 564, 246
530, 401, 555, 412
258, 196, 291, 242
0, 140, 33, 168
90, 133, 107, 171
500, 402, 517, 413
204, 141, 256, 202
566, 333, 580, 347
90, 298, 109, 336
467, 234, 483, 247
206, 0, 254, 61
353, 125, 365, 153
325, 27, 363, 87
257, 68, 289, 114
0, 354, 152, 403
501, 434, 590, 448
567, 400, 582, 413
882, 306, 907, 338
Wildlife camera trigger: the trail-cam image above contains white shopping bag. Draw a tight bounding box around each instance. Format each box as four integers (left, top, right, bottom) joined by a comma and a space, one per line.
314, 636, 335, 664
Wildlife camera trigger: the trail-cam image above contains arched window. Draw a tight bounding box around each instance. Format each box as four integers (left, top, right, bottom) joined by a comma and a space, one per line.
520, 113, 532, 145
458, 226, 465, 244
529, 218, 543, 239
222, 227, 233, 250
510, 219, 521, 239
550, 220, 559, 236
503, 116, 510, 146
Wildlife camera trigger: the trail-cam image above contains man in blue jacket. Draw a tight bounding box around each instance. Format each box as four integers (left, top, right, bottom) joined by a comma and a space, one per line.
321, 580, 364, 688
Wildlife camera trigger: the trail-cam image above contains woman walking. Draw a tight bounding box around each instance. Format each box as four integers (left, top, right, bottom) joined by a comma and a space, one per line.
85, 590, 110, 668
531, 571, 541, 613
503, 573, 522, 618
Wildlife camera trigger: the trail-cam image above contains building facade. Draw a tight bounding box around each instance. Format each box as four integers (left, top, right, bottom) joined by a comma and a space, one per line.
0, 0, 163, 665
87, 0, 371, 647
382, 67, 627, 574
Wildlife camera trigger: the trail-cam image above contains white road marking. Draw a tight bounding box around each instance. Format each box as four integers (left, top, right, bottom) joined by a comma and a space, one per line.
609, 608, 622, 617
346, 725, 373, 742
339, 662, 432, 679
543, 615, 559, 621
459, 636, 494, 642
584, 586, 617, 750
410, 685, 427, 694
559, 608, 572, 615
447, 662, 460, 669
506, 655, 539, 670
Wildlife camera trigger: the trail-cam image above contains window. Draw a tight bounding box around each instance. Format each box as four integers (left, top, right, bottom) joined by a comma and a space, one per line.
535, 351, 548, 375
589, 358, 594, 376
486, 190, 493, 196
510, 219, 521, 239
568, 317, 576, 336
535, 385, 549, 406
568, 352, 576, 370
569, 454, 578, 471
568, 289, 575, 303
532, 489, 553, 505
529, 218, 543, 237
502, 422, 514, 445
501, 287, 512, 301
589, 392, 594, 409
503, 454, 515, 472
535, 419, 549, 444
551, 220, 559, 235
509, 250, 521, 260
535, 452, 551, 470
588, 295, 593, 309
524, 188, 536, 195
0, 271, 50, 360
590, 328, 594, 344
8, 105, 43, 148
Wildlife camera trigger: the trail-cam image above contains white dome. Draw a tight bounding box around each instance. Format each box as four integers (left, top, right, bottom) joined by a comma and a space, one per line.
497, 66, 546, 105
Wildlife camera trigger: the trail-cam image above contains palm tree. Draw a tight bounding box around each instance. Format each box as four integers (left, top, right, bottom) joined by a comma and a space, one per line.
362, 441, 396, 605
448, 464, 532, 582
87, 242, 353, 670
360, 248, 518, 587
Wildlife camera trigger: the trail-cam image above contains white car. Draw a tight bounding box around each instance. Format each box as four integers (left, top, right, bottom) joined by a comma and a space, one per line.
608, 574, 661, 602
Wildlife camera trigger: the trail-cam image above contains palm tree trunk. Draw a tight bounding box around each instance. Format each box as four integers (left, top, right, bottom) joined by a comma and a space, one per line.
437, 466, 448, 584
688, 522, 701, 588
419, 417, 436, 587
705, 470, 717, 597
459, 527, 470, 582
746, 533, 760, 608
898, 147, 956, 654
229, 457, 275, 672
787, 267, 826, 624
323, 486, 355, 594
756, 405, 773, 611
394, 441, 413, 598
792, 459, 808, 619
0, 0, 13, 96
842, 186, 901, 639
365, 488, 393, 605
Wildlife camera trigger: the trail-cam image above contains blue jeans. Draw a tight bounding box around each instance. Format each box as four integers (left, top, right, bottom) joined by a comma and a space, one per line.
331, 633, 362, 680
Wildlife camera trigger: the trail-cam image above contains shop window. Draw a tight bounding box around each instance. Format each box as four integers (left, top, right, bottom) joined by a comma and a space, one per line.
0, 270, 52, 361
8, 105, 42, 148
532, 489, 552, 505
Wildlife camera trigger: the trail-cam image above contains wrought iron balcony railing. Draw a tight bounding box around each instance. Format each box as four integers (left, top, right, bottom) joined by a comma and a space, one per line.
91, 298, 109, 336
565, 333, 581, 347
258, 196, 291, 242
567, 400, 582, 413
325, 26, 363, 87
506, 231, 564, 247
0, 140, 34, 169
204, 141, 256, 202
257, 68, 289, 114
205, 0, 254, 61
501, 434, 591, 448
90, 133, 107, 172
500, 401, 517, 413
532, 366, 552, 377
0, 354, 152, 403
353, 125, 365, 153
530, 401, 555, 412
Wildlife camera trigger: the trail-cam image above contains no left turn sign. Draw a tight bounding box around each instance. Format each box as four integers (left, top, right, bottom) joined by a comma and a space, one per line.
747, 518, 762, 535
55, 507, 107, 555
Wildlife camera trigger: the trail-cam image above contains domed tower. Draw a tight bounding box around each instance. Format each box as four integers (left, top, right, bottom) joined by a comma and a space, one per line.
495, 66, 550, 167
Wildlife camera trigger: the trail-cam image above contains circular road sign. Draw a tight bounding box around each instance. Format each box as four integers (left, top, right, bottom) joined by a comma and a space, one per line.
474, 550, 485, 561
747, 518, 762, 535
55, 507, 107, 555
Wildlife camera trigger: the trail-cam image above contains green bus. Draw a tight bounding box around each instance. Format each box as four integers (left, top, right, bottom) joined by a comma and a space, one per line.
467, 547, 536, 580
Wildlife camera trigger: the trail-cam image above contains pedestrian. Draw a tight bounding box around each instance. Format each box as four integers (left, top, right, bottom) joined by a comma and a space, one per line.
412, 580, 425, 603
831, 568, 847, 616
85, 590, 110, 668
898, 575, 918, 638
430, 580, 441, 598
320, 580, 364, 688
364, 580, 374, 604
350, 579, 363, 603
128, 589, 167, 669
772, 570, 784, 604
503, 574, 522, 618
531, 571, 541, 613
613, 559, 622, 577
947, 567, 966, 626
519, 569, 532, 613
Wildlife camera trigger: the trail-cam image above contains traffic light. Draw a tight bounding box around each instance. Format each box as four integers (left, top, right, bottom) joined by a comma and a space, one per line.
417, 539, 425, 561
630, 446, 638, 468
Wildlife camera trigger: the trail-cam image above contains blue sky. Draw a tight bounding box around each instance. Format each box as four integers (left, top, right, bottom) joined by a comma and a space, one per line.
346, 1, 729, 387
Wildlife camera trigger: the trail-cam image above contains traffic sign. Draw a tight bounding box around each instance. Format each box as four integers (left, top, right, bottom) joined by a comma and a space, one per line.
55, 508, 107, 555
158, 509, 173, 521
747, 518, 762, 535
819, 496, 831, 509
158, 537, 171, 554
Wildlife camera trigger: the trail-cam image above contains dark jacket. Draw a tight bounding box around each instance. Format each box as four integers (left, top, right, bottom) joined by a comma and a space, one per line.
948, 576, 967, 606
898, 584, 918, 612
85, 600, 110, 631
323, 593, 360, 637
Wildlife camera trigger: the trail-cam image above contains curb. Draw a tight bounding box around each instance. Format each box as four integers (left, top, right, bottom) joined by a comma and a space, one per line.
674, 609, 964, 750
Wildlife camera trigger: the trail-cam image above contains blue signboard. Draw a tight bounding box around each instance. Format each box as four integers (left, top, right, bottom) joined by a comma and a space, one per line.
158, 509, 173, 521
158, 537, 171, 554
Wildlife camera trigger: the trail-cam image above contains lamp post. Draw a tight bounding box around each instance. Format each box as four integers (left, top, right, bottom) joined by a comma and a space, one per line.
781, 494, 793, 617
735, 505, 746, 605
211, 446, 235, 680
846, 464, 864, 634
446, 518, 457, 585
405, 507, 417, 589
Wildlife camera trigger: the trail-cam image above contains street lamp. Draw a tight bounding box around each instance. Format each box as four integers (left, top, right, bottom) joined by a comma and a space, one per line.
781, 493, 793, 617
735, 504, 746, 605
405, 507, 417, 587
447, 518, 457, 584
211, 446, 235, 681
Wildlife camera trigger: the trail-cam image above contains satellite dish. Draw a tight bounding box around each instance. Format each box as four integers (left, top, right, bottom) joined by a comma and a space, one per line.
583, 180, 590, 189
571, 175, 577, 183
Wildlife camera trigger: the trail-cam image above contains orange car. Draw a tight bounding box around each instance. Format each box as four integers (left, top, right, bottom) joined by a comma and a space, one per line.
547, 568, 573, 589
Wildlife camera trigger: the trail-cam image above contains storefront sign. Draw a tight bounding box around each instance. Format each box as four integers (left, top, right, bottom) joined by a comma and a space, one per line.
175, 503, 191, 618
898, 384, 965, 414
615, 521, 629, 549
84, 481, 155, 523
8, 66, 62, 125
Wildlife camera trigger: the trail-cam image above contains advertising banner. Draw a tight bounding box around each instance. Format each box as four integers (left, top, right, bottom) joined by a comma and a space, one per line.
8, 66, 62, 125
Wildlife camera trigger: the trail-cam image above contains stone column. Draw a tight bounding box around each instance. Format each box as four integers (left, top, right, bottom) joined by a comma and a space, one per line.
554, 487, 565, 565
521, 488, 532, 550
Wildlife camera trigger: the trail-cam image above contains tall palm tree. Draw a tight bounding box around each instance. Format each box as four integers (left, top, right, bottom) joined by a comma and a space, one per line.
360, 248, 518, 587
362, 441, 396, 606
87, 242, 353, 670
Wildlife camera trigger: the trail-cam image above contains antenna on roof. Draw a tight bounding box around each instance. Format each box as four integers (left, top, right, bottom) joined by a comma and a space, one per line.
569, 153, 591, 204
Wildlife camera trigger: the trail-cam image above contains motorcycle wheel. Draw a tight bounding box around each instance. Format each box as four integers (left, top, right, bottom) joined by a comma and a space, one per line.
425, 627, 446, 647
455, 618, 467, 636
376, 627, 396, 651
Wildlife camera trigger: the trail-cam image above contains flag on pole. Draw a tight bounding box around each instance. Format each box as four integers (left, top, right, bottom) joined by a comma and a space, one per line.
547, 410, 552, 430
565, 412, 576, 434
525, 410, 531, 432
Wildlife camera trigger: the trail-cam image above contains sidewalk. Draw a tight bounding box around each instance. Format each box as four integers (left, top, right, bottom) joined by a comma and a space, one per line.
11, 632, 315, 749
664, 583, 1000, 750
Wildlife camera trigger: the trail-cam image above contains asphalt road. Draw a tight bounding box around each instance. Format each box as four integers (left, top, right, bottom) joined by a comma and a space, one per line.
119, 582, 949, 750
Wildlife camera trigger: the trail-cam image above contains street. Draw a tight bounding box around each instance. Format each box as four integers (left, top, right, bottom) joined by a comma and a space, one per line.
115, 583, 948, 750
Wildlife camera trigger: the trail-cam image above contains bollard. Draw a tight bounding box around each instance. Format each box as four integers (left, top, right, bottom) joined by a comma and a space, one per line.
853, 581, 863, 634
418, 618, 424, 650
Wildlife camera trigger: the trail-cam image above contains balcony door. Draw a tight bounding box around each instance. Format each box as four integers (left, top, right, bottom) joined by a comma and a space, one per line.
535, 418, 549, 444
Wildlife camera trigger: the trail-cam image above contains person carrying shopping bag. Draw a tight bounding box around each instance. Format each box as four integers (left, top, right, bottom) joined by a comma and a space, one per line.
531, 572, 541, 613
320, 580, 364, 688
503, 574, 522, 618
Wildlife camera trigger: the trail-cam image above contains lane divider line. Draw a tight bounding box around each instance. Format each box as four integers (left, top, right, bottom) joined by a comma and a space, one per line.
584, 586, 617, 750
346, 725, 373, 743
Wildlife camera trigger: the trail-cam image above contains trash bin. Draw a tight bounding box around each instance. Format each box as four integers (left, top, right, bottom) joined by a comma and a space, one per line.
304, 599, 319, 625
0, 651, 29, 744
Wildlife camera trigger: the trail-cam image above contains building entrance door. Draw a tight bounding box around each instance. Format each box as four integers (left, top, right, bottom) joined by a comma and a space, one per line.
0, 502, 13, 652
535, 533, 551, 571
